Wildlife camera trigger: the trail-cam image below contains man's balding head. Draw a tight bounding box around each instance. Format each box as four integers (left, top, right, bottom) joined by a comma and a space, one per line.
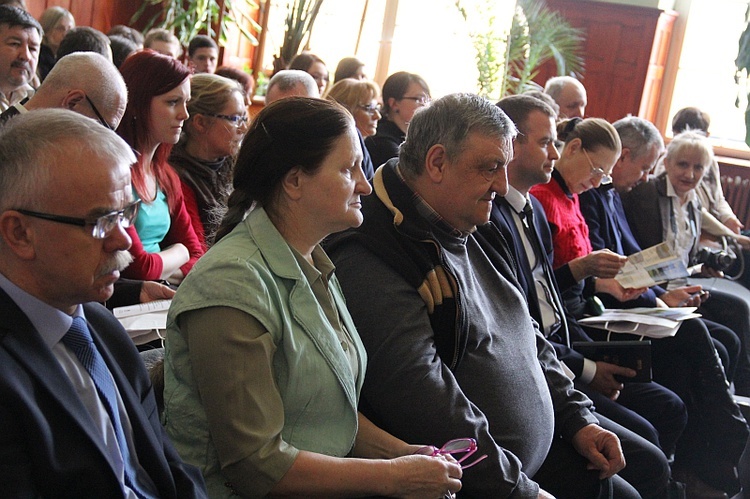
27, 52, 127, 129
544, 76, 587, 119
265, 69, 319, 104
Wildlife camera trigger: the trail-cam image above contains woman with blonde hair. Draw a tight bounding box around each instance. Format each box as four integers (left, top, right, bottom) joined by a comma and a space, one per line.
37, 6, 74, 80
325, 78, 382, 178
169, 73, 248, 249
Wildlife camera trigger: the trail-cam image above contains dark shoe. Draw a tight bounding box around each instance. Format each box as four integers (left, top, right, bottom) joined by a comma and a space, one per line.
674, 468, 729, 499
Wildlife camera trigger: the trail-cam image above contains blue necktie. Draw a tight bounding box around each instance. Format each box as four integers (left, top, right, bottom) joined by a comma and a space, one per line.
63, 317, 146, 498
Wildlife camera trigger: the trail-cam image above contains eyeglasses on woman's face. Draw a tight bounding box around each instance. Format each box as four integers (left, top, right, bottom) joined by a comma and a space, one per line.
400, 95, 431, 106
357, 102, 382, 115
583, 148, 613, 184
206, 113, 249, 128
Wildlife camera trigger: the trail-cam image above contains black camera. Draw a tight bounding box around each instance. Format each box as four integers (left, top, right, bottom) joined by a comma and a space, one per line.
695, 247, 736, 272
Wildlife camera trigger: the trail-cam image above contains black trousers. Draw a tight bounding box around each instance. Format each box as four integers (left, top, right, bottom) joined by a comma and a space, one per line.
532, 421, 645, 499
578, 380, 687, 458
588, 317, 749, 494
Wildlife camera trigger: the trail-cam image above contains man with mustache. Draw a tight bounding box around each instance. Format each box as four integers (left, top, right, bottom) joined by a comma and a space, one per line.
0, 5, 40, 111
0, 109, 207, 497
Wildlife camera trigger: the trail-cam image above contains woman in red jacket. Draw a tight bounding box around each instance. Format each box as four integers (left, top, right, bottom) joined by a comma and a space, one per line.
117, 50, 204, 284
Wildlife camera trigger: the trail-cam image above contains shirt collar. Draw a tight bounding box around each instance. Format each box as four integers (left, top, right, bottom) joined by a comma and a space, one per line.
552, 169, 574, 199
665, 177, 697, 205
503, 184, 528, 214
290, 244, 336, 285
394, 164, 471, 238
0, 271, 83, 348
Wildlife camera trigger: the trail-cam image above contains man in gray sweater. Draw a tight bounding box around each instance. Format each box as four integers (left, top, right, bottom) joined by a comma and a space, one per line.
326, 93, 639, 498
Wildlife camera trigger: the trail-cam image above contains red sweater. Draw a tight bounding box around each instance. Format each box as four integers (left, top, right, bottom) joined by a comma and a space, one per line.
530, 173, 592, 269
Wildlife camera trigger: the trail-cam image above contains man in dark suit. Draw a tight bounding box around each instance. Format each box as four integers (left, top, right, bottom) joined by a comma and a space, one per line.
0, 109, 207, 497
492, 94, 685, 498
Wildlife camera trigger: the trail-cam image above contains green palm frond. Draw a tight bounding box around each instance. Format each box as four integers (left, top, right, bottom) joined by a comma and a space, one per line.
506, 0, 585, 95
280, 0, 325, 63
736, 3, 750, 146
132, 0, 260, 48
456, 0, 584, 99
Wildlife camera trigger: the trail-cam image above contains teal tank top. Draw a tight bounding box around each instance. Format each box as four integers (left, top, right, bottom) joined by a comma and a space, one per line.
134, 188, 171, 253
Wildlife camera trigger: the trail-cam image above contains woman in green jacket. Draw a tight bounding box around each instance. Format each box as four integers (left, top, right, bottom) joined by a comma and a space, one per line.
164, 97, 462, 498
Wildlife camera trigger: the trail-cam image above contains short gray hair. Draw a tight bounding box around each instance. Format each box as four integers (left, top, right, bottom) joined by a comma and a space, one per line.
265, 70, 318, 102
544, 76, 584, 100
614, 116, 664, 160
42, 52, 127, 122
399, 93, 517, 178
0, 109, 135, 211
665, 130, 713, 167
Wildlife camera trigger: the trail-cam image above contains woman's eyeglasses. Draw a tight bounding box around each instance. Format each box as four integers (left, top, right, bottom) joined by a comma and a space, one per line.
401, 95, 431, 106
583, 148, 613, 184
206, 113, 249, 128
414, 438, 488, 470
357, 103, 382, 115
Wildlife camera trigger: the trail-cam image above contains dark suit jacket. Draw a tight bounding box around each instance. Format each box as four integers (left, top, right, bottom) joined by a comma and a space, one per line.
0, 289, 206, 498
579, 185, 662, 308
491, 196, 596, 376
620, 174, 701, 265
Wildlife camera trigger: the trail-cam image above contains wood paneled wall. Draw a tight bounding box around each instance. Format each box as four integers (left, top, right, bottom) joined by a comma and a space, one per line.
26, 0, 138, 34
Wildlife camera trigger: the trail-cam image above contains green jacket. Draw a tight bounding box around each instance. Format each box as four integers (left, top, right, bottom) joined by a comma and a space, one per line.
163, 207, 366, 497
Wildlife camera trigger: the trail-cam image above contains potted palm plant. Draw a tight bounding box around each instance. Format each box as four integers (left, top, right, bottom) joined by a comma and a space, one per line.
456, 0, 584, 100
273, 0, 325, 73
132, 0, 261, 48
735, 3, 750, 146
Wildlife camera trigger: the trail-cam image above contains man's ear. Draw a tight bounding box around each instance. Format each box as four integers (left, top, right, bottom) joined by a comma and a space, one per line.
61, 89, 86, 111
0, 211, 36, 260
280, 166, 304, 201
617, 148, 631, 167
424, 144, 447, 183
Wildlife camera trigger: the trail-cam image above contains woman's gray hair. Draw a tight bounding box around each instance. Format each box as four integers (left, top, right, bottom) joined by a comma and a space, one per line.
398, 93, 517, 178
0, 109, 135, 211
39, 6, 73, 46
665, 130, 713, 167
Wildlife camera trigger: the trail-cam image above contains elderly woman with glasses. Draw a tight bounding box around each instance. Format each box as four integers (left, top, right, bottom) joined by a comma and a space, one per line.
365, 71, 430, 169
530, 117, 638, 318
169, 73, 248, 250
324, 78, 381, 179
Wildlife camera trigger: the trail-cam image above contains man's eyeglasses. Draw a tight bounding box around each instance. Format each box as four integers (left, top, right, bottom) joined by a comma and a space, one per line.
84, 95, 114, 131
583, 148, 613, 184
206, 113, 249, 128
401, 95, 431, 106
414, 438, 488, 470
16, 200, 140, 239
357, 103, 382, 115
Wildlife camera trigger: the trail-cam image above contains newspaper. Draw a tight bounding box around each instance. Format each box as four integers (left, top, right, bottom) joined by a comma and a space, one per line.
579, 307, 701, 339
615, 242, 689, 289
113, 299, 171, 345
